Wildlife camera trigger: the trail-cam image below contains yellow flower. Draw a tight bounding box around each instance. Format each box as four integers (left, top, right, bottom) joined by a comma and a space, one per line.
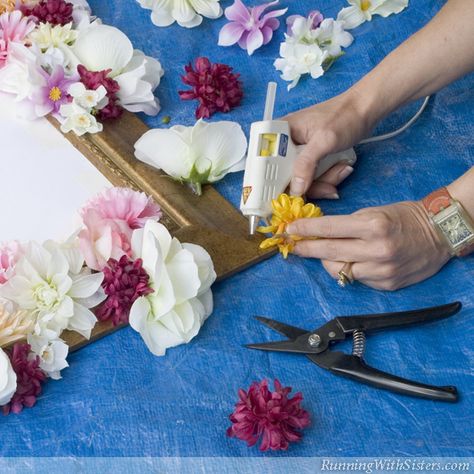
257, 193, 323, 258
0, 303, 33, 348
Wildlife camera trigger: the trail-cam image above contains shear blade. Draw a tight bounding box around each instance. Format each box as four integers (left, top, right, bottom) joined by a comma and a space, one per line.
246, 340, 311, 354
254, 316, 307, 339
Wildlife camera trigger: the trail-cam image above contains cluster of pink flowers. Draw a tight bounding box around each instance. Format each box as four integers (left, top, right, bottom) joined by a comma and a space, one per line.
0, 9, 35, 67
227, 379, 311, 451
179, 57, 243, 119
3, 343, 46, 415
79, 187, 162, 271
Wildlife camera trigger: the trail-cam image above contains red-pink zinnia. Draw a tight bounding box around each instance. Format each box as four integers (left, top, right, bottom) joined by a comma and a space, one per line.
179, 57, 243, 119
227, 379, 310, 451
2, 343, 46, 415
97, 255, 153, 326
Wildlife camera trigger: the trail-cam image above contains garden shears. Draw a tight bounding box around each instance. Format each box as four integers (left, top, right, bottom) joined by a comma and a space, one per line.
246, 302, 462, 402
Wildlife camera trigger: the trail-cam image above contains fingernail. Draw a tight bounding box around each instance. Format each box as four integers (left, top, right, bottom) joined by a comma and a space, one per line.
338, 165, 354, 182
321, 192, 339, 200
287, 224, 295, 234
290, 177, 305, 196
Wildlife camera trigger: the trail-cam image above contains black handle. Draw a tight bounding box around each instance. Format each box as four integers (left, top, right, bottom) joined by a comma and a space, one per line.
335, 302, 462, 334
308, 351, 458, 402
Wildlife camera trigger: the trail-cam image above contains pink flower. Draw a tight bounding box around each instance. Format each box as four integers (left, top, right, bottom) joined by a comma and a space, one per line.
78, 65, 123, 121
286, 10, 323, 35
0, 241, 22, 285
0, 10, 36, 68
22, 0, 74, 26
227, 379, 310, 451
79, 187, 162, 271
179, 57, 243, 119
97, 255, 153, 326
218, 0, 287, 55
2, 343, 46, 415
33, 65, 76, 116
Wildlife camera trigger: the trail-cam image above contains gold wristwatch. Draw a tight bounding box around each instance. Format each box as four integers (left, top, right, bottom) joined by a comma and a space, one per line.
422, 187, 474, 257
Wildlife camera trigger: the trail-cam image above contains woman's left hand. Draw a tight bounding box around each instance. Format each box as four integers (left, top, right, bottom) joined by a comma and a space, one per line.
287, 201, 452, 291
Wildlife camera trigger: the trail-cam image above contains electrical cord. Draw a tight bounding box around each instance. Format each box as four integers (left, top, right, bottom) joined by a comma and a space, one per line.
358, 96, 430, 145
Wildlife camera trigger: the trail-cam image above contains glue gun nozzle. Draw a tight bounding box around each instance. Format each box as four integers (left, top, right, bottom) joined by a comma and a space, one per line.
249, 215, 259, 235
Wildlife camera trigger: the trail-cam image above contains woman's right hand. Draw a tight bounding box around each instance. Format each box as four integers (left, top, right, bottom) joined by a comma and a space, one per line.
284, 90, 374, 199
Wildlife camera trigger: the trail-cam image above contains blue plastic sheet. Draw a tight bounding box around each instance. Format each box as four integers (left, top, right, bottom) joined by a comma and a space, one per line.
1, 0, 473, 459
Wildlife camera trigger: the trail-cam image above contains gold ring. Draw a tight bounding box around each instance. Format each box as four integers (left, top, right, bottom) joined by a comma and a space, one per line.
337, 262, 354, 287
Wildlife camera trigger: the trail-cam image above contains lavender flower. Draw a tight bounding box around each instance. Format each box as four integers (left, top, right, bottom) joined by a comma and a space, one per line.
218, 0, 287, 55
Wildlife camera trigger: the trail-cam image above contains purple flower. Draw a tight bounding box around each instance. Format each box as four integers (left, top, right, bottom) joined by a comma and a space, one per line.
286, 10, 323, 35
227, 379, 311, 451
36, 66, 77, 116
218, 0, 287, 55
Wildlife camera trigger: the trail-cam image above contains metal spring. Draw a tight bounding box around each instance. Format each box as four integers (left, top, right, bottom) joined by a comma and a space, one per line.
352, 330, 366, 358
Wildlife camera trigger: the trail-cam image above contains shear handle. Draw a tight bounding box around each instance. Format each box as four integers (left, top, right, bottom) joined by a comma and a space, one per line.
308, 352, 458, 402
335, 302, 461, 334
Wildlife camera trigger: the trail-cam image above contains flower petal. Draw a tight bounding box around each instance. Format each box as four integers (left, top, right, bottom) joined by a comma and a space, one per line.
69, 272, 104, 299
336, 6, 368, 29
189, 0, 222, 19
218, 22, 246, 46
245, 27, 264, 55
372, 0, 408, 17
224, 0, 250, 23
68, 303, 97, 339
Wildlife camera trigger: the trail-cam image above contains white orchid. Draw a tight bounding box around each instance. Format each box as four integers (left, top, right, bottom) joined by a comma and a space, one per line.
27, 336, 69, 380
313, 19, 354, 57
137, 0, 222, 29
129, 221, 216, 356
71, 24, 163, 115
337, 0, 408, 30
68, 82, 108, 110
274, 42, 328, 90
0, 348, 16, 406
0, 241, 105, 342
134, 119, 247, 195
60, 102, 103, 136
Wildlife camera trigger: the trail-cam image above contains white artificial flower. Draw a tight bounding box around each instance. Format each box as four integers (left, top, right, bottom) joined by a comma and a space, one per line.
29, 22, 78, 51
274, 41, 328, 90
68, 82, 108, 110
137, 0, 222, 29
69, 0, 94, 28
60, 102, 103, 136
0, 348, 16, 406
337, 0, 408, 30
134, 119, 247, 195
71, 24, 163, 115
314, 18, 354, 57
27, 336, 69, 380
0, 241, 104, 342
129, 221, 216, 356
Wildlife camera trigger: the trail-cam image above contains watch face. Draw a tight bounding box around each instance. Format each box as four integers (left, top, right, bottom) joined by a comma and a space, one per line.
439, 212, 472, 248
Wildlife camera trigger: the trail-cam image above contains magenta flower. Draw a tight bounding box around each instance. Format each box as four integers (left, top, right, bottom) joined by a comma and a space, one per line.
22, 0, 74, 26
179, 57, 243, 119
0, 10, 36, 68
78, 65, 123, 120
97, 256, 154, 326
2, 343, 46, 415
0, 241, 22, 285
227, 379, 311, 451
218, 0, 287, 55
34, 65, 76, 115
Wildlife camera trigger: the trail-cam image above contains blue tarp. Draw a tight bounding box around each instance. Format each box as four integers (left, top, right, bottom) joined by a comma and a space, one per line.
1, 0, 473, 460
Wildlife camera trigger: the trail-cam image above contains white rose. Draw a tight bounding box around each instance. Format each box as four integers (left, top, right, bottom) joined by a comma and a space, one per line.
0, 348, 16, 406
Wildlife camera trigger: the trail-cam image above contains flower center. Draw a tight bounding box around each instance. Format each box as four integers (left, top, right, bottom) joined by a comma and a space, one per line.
303, 53, 317, 65
361, 0, 371, 11
77, 114, 91, 127
33, 282, 60, 310
49, 86, 62, 102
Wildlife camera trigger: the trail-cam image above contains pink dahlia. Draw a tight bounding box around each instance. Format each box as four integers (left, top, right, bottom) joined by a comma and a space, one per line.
3, 343, 46, 415
78, 65, 123, 120
218, 0, 287, 55
0, 241, 22, 285
179, 57, 243, 119
22, 0, 73, 26
81, 187, 162, 230
97, 256, 153, 326
227, 379, 310, 451
0, 10, 36, 68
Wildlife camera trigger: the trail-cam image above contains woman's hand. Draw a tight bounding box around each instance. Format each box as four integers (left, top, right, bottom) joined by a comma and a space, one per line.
284, 90, 374, 198
287, 201, 452, 291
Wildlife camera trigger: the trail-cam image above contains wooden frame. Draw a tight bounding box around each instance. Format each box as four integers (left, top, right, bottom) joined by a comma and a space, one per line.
46, 112, 275, 351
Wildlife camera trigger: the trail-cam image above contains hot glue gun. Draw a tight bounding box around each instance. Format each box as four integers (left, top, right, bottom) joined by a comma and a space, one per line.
240, 82, 357, 235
